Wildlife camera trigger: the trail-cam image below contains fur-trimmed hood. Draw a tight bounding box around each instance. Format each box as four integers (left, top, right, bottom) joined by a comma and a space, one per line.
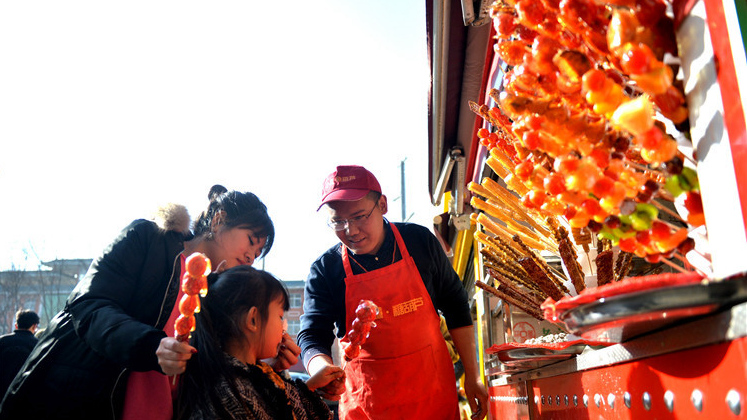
153, 203, 191, 234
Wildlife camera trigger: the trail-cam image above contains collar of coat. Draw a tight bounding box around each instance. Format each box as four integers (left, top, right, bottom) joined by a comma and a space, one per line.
153, 203, 191, 234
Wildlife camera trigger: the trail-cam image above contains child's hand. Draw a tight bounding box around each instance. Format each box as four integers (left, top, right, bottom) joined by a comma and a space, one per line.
306, 365, 345, 398
270, 332, 301, 371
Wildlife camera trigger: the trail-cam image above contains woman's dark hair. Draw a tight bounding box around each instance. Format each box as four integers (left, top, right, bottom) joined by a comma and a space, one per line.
192, 184, 275, 257
174, 266, 289, 419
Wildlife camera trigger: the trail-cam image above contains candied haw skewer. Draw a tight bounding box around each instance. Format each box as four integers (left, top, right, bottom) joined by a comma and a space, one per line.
340, 300, 380, 361
175, 252, 211, 342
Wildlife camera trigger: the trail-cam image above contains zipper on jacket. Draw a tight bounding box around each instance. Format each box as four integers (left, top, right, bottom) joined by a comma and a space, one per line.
154, 252, 183, 328
110, 251, 182, 418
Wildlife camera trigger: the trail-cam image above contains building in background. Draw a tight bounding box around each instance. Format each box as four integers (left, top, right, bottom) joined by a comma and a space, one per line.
0, 259, 91, 334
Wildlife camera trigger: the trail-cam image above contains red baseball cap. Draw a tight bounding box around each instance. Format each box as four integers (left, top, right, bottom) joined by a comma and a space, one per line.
318, 165, 382, 210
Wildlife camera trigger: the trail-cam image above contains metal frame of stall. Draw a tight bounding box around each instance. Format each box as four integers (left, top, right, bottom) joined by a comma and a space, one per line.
432, 0, 747, 418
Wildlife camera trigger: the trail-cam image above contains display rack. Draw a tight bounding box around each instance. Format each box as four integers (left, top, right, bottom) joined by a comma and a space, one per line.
488, 299, 747, 419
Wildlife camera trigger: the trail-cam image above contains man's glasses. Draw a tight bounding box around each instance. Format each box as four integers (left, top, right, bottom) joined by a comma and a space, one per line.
327, 203, 378, 231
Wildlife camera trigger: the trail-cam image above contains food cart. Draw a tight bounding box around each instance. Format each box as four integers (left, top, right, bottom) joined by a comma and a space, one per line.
426, 0, 747, 418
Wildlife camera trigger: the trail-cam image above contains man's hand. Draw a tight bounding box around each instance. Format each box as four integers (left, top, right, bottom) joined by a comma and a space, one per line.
156, 337, 196, 375
464, 377, 488, 420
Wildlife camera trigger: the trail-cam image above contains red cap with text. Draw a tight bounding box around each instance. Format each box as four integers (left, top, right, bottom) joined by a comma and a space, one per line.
318, 165, 381, 210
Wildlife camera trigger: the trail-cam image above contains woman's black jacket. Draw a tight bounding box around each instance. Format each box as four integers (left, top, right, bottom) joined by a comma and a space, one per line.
0, 217, 188, 420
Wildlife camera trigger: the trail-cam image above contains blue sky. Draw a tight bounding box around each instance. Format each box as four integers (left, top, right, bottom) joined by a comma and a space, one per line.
0, 1, 437, 280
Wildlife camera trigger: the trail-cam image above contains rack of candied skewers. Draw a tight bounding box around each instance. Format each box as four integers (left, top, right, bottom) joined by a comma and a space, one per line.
469, 0, 711, 322
470, 0, 747, 417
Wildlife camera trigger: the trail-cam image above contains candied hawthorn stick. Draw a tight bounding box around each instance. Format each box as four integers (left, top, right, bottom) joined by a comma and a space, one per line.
175, 252, 211, 342
481, 251, 544, 298
487, 268, 545, 307
512, 234, 569, 292
476, 280, 544, 320
518, 256, 566, 301
341, 300, 379, 361
476, 230, 523, 261
614, 251, 634, 282
547, 218, 587, 293
595, 250, 615, 286
481, 177, 553, 239
473, 205, 550, 252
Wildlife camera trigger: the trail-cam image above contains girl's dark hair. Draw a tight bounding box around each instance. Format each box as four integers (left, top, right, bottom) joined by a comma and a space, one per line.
192, 184, 275, 257
174, 266, 289, 419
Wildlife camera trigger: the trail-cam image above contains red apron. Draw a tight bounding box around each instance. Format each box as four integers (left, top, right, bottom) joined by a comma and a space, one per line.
339, 225, 459, 420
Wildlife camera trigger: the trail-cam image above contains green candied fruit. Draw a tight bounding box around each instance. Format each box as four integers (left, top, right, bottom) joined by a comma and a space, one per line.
681, 167, 700, 192
598, 226, 619, 243
665, 175, 685, 196
635, 203, 659, 219
612, 226, 637, 239
628, 212, 652, 231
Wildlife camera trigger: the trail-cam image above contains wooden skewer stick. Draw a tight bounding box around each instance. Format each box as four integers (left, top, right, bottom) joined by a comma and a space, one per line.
626, 160, 655, 173
672, 251, 710, 278
681, 152, 697, 166
659, 256, 690, 274
652, 200, 688, 224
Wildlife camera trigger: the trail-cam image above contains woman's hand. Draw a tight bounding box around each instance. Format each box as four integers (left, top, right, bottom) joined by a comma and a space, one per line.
156, 337, 196, 375
269, 333, 301, 371
306, 365, 345, 395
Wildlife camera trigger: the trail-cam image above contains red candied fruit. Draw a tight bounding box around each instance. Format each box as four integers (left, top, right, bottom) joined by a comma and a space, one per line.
581, 199, 602, 216
515, 160, 535, 180
603, 169, 619, 181
554, 156, 580, 173
517, 0, 546, 28
637, 127, 664, 150
495, 12, 518, 38
182, 273, 202, 296
525, 114, 545, 130
620, 43, 655, 75
619, 237, 637, 253
521, 193, 537, 209
582, 68, 607, 93
185, 252, 210, 277
477, 128, 490, 138
604, 215, 621, 229
564, 205, 577, 220
175, 315, 195, 336
684, 191, 704, 214
589, 147, 610, 168
645, 253, 662, 263
523, 131, 542, 150
592, 176, 615, 198
650, 220, 671, 241
677, 237, 696, 254
529, 189, 547, 207
179, 294, 198, 314
587, 219, 603, 233
635, 229, 652, 245
544, 172, 567, 195
516, 24, 538, 42
635, 0, 667, 26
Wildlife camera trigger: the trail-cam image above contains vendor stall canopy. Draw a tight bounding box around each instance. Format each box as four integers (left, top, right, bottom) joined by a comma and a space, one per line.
426, 0, 494, 207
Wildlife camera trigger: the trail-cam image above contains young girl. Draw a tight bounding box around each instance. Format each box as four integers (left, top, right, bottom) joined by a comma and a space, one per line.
175, 266, 343, 420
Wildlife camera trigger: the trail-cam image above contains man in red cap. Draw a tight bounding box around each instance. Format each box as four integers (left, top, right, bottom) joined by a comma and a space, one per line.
298, 165, 487, 419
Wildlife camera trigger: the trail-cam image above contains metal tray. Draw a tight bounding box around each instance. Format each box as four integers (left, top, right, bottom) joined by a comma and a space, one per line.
553, 273, 747, 342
